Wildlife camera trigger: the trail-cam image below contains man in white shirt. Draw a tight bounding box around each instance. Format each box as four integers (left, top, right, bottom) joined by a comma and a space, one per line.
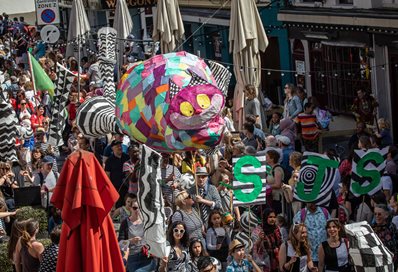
41, 156, 58, 209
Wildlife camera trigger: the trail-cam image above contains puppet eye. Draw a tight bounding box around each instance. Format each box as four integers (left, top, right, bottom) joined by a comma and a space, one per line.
180, 101, 194, 117
197, 94, 210, 109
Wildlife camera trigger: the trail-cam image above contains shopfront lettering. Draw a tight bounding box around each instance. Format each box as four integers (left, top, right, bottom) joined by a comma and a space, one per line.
102, 0, 157, 9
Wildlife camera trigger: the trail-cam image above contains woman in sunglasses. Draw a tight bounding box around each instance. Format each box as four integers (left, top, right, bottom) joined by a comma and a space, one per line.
118, 200, 155, 272
160, 221, 190, 272
318, 219, 351, 272
171, 191, 204, 243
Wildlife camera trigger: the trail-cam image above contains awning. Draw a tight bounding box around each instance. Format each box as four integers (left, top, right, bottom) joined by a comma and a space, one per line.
278, 8, 398, 29
0, 0, 35, 14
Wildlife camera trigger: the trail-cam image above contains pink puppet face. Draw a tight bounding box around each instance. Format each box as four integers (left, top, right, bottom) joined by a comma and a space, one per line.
168, 84, 224, 130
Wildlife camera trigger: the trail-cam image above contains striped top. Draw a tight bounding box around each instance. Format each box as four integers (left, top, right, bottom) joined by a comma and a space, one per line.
295, 113, 319, 140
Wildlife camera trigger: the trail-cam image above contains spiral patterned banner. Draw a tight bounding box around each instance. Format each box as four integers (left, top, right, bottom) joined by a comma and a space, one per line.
293, 152, 339, 206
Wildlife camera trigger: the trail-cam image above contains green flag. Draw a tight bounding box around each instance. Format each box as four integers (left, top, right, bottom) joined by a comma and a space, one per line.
28, 52, 54, 97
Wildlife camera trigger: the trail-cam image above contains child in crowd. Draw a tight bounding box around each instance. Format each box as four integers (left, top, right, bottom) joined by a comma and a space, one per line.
206, 210, 230, 268
111, 193, 136, 224
295, 102, 320, 152
269, 112, 281, 136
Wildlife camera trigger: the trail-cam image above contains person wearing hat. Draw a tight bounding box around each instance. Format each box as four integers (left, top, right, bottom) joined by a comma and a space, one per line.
188, 167, 222, 225
226, 239, 261, 272
102, 133, 128, 166
105, 139, 130, 208
40, 156, 58, 209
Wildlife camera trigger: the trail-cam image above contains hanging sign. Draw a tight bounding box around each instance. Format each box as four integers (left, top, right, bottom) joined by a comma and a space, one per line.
293, 152, 339, 205
36, 0, 60, 25
232, 155, 266, 206
102, 0, 157, 9
350, 147, 388, 196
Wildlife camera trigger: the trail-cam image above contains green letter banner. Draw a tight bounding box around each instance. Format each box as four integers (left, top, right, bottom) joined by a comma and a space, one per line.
293, 152, 339, 205
350, 147, 388, 196
232, 155, 266, 206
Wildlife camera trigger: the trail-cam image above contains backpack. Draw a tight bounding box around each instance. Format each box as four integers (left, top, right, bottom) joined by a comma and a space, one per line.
300, 207, 329, 222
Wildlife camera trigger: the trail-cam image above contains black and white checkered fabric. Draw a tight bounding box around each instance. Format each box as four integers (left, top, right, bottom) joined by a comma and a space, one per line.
345, 221, 394, 272
169, 80, 181, 100
208, 60, 231, 97
188, 71, 208, 87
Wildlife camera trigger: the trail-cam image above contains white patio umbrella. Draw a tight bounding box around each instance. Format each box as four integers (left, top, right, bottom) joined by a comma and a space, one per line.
113, 0, 133, 79
229, 0, 268, 130
153, 0, 185, 54
66, 0, 91, 101
66, 0, 91, 58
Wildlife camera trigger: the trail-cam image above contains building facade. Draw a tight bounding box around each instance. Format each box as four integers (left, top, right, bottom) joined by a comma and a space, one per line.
279, 0, 398, 140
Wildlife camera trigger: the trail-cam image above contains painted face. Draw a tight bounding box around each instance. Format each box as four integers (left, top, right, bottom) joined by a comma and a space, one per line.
191, 241, 202, 257
169, 84, 224, 130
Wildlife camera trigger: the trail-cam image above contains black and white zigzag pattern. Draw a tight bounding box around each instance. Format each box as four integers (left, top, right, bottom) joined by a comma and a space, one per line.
98, 27, 117, 101
48, 63, 75, 147
76, 27, 122, 138
0, 94, 18, 162
138, 145, 169, 259
350, 148, 389, 197
293, 152, 339, 206
208, 60, 231, 97
345, 221, 394, 272
232, 155, 267, 206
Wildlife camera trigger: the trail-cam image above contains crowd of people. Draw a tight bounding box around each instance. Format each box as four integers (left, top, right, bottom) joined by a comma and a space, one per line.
0, 14, 398, 272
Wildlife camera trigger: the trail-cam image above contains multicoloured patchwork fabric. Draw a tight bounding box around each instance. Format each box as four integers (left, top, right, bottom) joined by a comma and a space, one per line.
116, 51, 230, 152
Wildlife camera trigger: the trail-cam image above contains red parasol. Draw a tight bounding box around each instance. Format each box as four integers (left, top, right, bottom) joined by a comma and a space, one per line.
51, 150, 124, 272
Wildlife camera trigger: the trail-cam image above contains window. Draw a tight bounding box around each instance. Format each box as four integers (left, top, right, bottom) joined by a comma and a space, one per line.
310, 43, 371, 112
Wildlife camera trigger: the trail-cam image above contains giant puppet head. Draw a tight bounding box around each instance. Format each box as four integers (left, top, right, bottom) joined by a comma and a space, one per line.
115, 51, 231, 152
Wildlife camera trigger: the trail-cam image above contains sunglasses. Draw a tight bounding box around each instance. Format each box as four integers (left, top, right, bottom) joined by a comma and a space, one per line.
173, 228, 185, 234
185, 195, 192, 200
21, 103, 26, 105
132, 206, 139, 210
